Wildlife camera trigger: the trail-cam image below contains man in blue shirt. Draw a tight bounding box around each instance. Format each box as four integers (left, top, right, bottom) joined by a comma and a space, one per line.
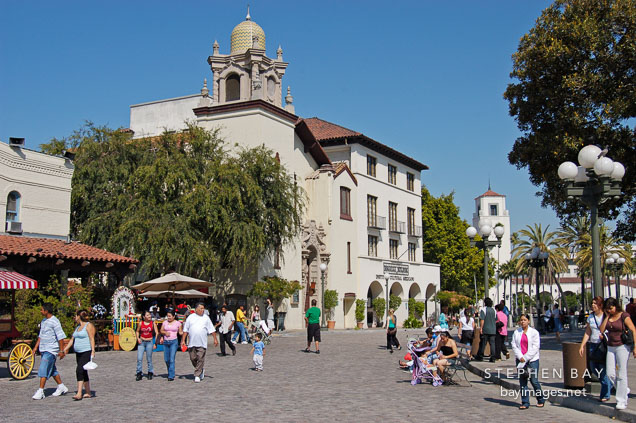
32, 303, 68, 400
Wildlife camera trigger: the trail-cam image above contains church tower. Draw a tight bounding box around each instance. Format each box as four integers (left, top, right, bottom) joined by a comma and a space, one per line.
472, 186, 511, 264
206, 8, 293, 112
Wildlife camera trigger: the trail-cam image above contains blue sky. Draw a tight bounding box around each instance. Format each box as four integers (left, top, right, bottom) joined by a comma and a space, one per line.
0, 0, 561, 233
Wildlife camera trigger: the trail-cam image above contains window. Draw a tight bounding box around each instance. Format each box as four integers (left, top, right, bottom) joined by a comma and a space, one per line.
389, 239, 399, 259
407, 173, 414, 191
368, 235, 378, 257
347, 242, 352, 274
407, 208, 416, 235
367, 155, 377, 177
388, 202, 398, 232
388, 164, 397, 185
340, 187, 351, 220
408, 242, 416, 262
6, 191, 20, 222
226, 74, 240, 102
367, 195, 377, 227
490, 204, 498, 216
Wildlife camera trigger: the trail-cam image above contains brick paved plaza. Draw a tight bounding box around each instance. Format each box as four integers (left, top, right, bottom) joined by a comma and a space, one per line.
0, 329, 608, 422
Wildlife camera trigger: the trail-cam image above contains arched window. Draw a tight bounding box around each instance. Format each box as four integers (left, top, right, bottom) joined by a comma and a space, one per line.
225, 74, 240, 102
6, 191, 20, 222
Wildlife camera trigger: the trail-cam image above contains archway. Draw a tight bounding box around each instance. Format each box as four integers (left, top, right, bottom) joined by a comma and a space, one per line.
367, 281, 384, 326
424, 283, 437, 324
390, 282, 404, 312
409, 283, 421, 299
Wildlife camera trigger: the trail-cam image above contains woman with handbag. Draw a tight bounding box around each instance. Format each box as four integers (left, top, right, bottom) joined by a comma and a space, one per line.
599, 297, 636, 410
578, 296, 610, 402
62, 310, 96, 400
386, 309, 400, 353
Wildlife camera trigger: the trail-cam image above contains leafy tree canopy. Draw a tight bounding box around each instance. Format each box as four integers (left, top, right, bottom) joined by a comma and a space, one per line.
40, 123, 305, 279
504, 0, 636, 240
420, 187, 486, 296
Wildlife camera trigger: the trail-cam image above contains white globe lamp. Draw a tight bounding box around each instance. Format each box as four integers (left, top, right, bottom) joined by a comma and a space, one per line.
578, 145, 602, 169
594, 157, 614, 176
466, 226, 478, 238
558, 161, 578, 180
494, 225, 505, 238
610, 162, 625, 180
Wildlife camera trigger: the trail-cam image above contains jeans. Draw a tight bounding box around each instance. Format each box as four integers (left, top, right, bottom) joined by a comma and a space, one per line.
607, 344, 630, 406
495, 333, 508, 359
136, 340, 154, 374
477, 333, 496, 360
163, 339, 178, 379
38, 351, 59, 379
589, 344, 611, 400
232, 322, 247, 343
518, 359, 544, 407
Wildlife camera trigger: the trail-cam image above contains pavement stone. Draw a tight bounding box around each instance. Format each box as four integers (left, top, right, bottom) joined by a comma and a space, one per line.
0, 329, 610, 422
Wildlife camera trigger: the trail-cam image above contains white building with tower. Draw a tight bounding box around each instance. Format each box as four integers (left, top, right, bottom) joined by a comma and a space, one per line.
125, 11, 440, 329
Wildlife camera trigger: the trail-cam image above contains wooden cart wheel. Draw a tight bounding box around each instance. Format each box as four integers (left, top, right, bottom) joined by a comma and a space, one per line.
8, 342, 34, 380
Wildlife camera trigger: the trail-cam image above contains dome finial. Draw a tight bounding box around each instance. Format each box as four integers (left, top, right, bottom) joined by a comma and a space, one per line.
246, 4, 251, 21
277, 44, 283, 60
201, 78, 209, 96
285, 86, 295, 114
213, 40, 220, 55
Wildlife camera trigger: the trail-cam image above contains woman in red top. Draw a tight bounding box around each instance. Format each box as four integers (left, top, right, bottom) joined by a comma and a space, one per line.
136, 311, 157, 381
599, 297, 636, 410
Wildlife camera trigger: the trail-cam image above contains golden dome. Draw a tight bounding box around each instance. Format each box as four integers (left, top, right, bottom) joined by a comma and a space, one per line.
230, 15, 266, 54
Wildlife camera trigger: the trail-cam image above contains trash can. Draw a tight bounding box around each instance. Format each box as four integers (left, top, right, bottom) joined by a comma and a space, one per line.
562, 342, 586, 388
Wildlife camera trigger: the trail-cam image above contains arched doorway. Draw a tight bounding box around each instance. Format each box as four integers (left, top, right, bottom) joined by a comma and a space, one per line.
409, 283, 421, 299
390, 282, 404, 311
367, 281, 383, 326
424, 283, 437, 324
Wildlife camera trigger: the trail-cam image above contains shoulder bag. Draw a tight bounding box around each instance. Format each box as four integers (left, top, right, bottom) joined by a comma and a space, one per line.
621, 313, 634, 346
589, 315, 607, 362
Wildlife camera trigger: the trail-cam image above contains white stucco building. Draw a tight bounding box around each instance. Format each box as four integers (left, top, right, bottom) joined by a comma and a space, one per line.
127, 12, 440, 329
0, 139, 73, 239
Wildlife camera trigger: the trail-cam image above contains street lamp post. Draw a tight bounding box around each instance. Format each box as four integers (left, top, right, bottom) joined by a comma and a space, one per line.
525, 247, 549, 328
319, 262, 327, 328
466, 219, 505, 299
384, 272, 390, 320
606, 253, 626, 303
558, 145, 625, 298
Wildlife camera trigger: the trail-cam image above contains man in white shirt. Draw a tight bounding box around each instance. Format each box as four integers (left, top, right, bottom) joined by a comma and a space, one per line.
32, 303, 68, 399
214, 304, 236, 357
181, 303, 218, 383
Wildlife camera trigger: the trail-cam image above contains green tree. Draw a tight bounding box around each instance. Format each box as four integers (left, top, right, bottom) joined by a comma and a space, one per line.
41, 123, 305, 278
355, 299, 366, 323
323, 289, 338, 321
246, 276, 302, 303
420, 187, 484, 296
372, 297, 386, 323
504, 0, 636, 240
557, 216, 590, 309
389, 294, 402, 312
575, 224, 632, 277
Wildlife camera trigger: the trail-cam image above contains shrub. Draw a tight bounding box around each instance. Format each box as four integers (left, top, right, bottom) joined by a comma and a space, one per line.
389, 295, 401, 311
247, 276, 302, 303
403, 316, 423, 328
323, 289, 338, 320
372, 297, 386, 323
435, 290, 471, 312
355, 299, 366, 322
408, 298, 426, 319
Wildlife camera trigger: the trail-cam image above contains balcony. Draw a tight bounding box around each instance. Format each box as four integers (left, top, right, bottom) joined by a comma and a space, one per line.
389, 221, 406, 234
368, 215, 386, 230
408, 225, 422, 237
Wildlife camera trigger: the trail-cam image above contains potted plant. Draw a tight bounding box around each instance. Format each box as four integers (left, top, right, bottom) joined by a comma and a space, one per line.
355, 299, 366, 329
324, 289, 338, 329
372, 297, 386, 327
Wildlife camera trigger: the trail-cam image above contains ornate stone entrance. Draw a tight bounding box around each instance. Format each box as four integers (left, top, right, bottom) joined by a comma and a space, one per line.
301, 220, 330, 312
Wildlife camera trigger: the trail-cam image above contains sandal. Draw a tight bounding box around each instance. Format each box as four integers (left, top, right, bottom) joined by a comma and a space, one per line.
536, 403, 545, 408
72, 395, 83, 401
600, 398, 609, 402
83, 394, 92, 399
518, 406, 528, 410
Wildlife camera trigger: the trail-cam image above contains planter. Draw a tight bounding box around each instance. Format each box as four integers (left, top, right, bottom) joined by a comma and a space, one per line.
327, 320, 336, 329
357, 321, 364, 329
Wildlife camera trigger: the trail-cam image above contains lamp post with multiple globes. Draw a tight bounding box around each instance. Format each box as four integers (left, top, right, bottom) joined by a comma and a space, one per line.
466, 219, 505, 299
525, 247, 549, 327
606, 253, 626, 302
558, 145, 625, 298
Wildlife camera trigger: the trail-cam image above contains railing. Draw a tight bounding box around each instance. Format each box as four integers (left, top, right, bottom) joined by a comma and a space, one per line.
390, 221, 406, 233
368, 215, 386, 230
408, 225, 423, 237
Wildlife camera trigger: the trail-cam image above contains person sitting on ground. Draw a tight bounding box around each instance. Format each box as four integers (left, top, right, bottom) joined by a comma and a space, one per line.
429, 331, 459, 384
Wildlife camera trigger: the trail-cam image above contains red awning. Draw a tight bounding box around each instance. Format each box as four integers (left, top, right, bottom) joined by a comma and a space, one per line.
0, 271, 38, 289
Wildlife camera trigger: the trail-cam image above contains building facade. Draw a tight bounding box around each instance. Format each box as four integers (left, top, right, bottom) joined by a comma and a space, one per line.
127, 12, 440, 329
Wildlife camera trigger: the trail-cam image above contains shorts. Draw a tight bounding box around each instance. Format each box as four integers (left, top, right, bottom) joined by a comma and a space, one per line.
38, 351, 59, 379
307, 323, 321, 342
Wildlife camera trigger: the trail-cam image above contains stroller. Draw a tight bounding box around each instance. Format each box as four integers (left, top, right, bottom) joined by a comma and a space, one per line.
247, 319, 272, 345
407, 339, 442, 386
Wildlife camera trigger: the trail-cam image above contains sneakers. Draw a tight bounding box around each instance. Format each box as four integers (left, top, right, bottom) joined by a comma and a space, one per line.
616, 403, 627, 410
241, 341, 248, 344
232, 349, 236, 356
316, 350, 320, 354
147, 372, 153, 380
194, 376, 201, 383
231, 340, 237, 344
200, 370, 205, 379
32, 388, 45, 400
136, 372, 143, 381
52, 384, 68, 397
168, 378, 174, 382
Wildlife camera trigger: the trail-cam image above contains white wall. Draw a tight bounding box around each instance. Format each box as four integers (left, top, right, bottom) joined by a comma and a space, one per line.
130, 94, 203, 138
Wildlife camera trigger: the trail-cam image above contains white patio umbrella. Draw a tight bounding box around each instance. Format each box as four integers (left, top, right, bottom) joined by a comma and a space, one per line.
131, 272, 214, 292
141, 289, 211, 299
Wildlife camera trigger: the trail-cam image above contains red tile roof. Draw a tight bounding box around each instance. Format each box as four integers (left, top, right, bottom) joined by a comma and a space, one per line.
303, 118, 361, 140
0, 235, 138, 264
333, 162, 358, 185
476, 189, 505, 199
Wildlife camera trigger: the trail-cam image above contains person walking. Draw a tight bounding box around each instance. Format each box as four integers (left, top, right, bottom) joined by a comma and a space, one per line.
32, 303, 68, 400
251, 333, 265, 371
458, 309, 475, 359
511, 314, 544, 409
181, 303, 218, 383
626, 298, 636, 325
439, 306, 449, 330
386, 308, 400, 353
249, 305, 261, 337
599, 297, 636, 410
304, 299, 321, 354
160, 309, 183, 381
136, 311, 157, 381
232, 304, 248, 344
495, 303, 509, 360
578, 296, 610, 402
266, 298, 275, 332
215, 304, 236, 357
475, 298, 497, 362
552, 304, 562, 342
62, 310, 95, 400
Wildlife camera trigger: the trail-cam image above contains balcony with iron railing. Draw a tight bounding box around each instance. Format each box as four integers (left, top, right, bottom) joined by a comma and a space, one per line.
408, 225, 422, 237
368, 215, 386, 230
389, 221, 406, 234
